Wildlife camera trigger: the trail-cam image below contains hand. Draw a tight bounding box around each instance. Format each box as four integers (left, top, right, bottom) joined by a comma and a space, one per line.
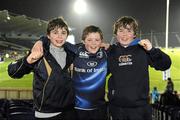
138, 39, 152, 51
26, 51, 43, 64
31, 40, 43, 53
27, 41, 43, 64
100, 42, 110, 50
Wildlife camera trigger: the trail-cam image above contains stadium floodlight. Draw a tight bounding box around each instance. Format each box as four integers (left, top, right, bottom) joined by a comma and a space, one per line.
165, 0, 170, 49
2, 10, 11, 21
74, 0, 87, 15
5, 53, 9, 58
7, 16, 10, 20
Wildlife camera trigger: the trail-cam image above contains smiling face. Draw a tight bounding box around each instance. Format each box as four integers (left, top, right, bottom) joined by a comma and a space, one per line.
116, 25, 136, 46
84, 32, 102, 54
81, 25, 103, 53
47, 27, 68, 47
113, 16, 138, 46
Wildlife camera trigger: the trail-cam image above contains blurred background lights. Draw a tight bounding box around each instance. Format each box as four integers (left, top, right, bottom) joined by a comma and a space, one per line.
74, 0, 87, 15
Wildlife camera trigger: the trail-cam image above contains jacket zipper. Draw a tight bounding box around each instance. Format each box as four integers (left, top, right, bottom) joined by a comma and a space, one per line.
38, 76, 50, 111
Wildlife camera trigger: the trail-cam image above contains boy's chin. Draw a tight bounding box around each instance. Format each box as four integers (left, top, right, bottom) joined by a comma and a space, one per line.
54, 43, 63, 47
119, 41, 131, 46
88, 48, 99, 53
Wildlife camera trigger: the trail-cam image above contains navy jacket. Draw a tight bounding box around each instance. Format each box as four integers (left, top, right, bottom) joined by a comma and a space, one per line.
8, 37, 75, 113
107, 43, 171, 107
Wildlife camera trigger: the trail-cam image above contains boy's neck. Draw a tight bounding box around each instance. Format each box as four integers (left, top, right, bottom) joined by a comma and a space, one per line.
50, 43, 64, 51
87, 49, 99, 54
120, 43, 129, 48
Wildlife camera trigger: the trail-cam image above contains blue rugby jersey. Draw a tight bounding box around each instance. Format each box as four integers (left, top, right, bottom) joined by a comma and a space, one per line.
64, 42, 107, 110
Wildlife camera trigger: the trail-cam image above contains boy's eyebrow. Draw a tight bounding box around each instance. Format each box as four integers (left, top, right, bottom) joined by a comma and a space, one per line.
118, 26, 133, 30
126, 27, 133, 30
62, 29, 67, 32
51, 29, 57, 32
51, 28, 67, 32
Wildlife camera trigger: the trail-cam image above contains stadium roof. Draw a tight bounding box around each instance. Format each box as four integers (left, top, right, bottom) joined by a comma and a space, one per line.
0, 10, 47, 51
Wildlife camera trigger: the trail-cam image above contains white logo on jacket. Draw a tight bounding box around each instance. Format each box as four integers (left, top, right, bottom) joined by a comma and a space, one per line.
118, 55, 132, 66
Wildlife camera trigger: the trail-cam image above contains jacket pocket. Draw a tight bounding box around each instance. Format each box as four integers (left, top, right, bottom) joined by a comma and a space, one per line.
108, 89, 115, 102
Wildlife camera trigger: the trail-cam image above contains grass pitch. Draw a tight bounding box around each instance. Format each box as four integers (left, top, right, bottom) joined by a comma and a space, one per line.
0, 48, 180, 93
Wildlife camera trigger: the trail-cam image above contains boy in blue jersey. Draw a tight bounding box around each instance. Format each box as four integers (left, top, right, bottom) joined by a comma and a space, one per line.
32, 25, 108, 120
66, 25, 108, 120
107, 16, 171, 120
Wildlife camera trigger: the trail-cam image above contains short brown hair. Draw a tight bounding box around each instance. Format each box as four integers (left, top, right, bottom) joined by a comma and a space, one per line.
82, 25, 103, 41
113, 16, 138, 36
47, 17, 69, 36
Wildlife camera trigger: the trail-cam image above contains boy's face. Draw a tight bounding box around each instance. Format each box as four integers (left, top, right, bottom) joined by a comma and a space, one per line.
47, 27, 68, 47
116, 25, 136, 46
84, 32, 102, 53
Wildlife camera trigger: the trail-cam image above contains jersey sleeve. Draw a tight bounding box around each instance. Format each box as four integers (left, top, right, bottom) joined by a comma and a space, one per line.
64, 42, 79, 54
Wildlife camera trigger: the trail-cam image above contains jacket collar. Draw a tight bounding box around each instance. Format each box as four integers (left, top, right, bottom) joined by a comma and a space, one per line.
116, 38, 140, 48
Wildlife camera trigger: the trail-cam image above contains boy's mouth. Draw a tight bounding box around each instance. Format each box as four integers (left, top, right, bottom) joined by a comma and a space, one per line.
90, 46, 99, 49
56, 40, 63, 44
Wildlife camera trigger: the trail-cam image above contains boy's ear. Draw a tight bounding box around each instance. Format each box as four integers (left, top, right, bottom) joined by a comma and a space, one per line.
81, 40, 85, 44
47, 35, 50, 39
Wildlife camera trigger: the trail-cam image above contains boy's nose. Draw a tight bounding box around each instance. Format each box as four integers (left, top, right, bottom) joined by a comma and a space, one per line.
57, 34, 63, 38
122, 31, 127, 35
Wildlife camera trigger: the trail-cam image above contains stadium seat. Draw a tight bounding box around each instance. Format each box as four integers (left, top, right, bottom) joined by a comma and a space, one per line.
8, 106, 33, 113
170, 107, 180, 120
8, 112, 35, 120
0, 99, 8, 119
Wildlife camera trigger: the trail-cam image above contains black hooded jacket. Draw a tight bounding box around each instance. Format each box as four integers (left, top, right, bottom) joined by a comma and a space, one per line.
107, 43, 171, 107
8, 37, 75, 113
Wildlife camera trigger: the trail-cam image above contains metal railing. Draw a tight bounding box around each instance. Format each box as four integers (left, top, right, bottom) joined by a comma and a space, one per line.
0, 88, 32, 99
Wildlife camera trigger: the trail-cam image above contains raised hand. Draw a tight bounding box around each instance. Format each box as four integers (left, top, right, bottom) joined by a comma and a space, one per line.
27, 41, 43, 64
31, 40, 43, 54
100, 42, 110, 50
138, 39, 152, 51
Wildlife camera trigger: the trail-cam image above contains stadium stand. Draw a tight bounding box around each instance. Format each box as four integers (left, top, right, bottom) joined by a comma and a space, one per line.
0, 10, 47, 51
152, 103, 180, 120
0, 99, 34, 120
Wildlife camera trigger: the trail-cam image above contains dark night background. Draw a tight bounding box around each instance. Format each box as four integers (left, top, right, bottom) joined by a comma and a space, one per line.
0, 0, 180, 45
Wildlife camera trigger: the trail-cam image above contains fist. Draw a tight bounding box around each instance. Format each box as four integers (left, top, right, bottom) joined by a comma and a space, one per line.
138, 39, 152, 51
27, 41, 43, 64
26, 51, 43, 64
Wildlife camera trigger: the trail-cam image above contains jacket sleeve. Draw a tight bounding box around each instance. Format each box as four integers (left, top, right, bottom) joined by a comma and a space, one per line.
8, 56, 34, 79
147, 47, 171, 71
40, 36, 50, 50
64, 42, 79, 54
